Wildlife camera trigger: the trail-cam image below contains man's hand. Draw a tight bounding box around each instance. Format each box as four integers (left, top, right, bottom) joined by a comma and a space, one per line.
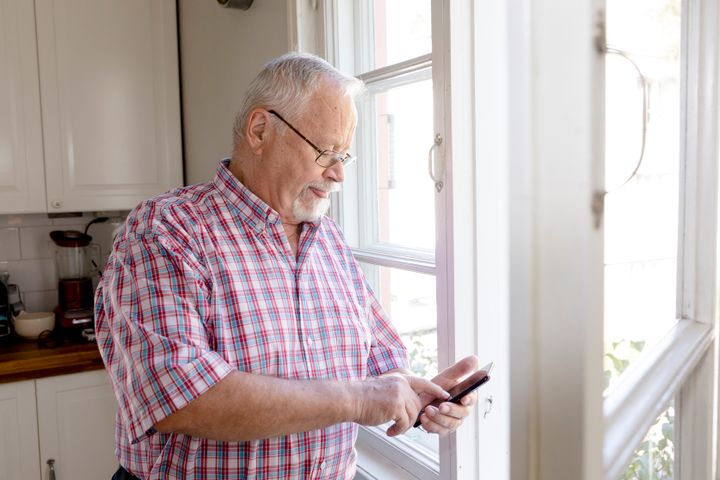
352, 373, 450, 437
417, 355, 480, 436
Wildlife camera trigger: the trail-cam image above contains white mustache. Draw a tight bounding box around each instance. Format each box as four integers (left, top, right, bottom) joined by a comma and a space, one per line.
306, 181, 341, 194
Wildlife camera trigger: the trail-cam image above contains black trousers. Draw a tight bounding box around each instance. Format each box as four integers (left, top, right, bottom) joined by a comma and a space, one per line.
112, 466, 141, 480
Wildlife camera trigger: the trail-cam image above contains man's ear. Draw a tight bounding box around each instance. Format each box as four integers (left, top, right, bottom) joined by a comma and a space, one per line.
245, 109, 270, 154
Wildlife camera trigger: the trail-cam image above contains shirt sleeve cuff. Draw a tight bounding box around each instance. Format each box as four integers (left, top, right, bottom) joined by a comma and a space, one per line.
125, 350, 234, 444
368, 345, 411, 377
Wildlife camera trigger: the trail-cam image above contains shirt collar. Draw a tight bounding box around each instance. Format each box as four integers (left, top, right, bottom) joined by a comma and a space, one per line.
212, 159, 324, 234
213, 159, 280, 234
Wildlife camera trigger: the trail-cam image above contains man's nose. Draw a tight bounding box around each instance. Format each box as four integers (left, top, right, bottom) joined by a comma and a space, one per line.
323, 161, 345, 183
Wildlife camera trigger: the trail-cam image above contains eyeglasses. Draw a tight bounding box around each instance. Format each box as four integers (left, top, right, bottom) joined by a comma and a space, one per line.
267, 109, 355, 168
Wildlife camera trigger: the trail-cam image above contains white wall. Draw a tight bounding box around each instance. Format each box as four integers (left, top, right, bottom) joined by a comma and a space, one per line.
178, 0, 292, 185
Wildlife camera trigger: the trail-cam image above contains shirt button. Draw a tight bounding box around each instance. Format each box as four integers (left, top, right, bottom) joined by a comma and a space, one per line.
320, 461, 327, 470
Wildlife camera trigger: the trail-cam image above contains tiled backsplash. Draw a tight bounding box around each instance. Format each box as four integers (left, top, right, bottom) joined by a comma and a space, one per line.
0, 213, 126, 313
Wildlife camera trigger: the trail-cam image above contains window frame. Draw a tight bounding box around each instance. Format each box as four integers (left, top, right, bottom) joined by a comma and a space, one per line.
321, 1, 488, 479
323, 1, 447, 478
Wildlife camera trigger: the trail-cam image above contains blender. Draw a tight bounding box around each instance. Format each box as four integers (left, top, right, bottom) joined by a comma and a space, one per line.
50, 230, 100, 335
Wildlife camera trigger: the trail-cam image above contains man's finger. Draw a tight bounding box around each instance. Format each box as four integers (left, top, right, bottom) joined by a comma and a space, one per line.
387, 410, 412, 437
424, 405, 463, 431
431, 355, 479, 388
407, 376, 451, 400
437, 399, 472, 420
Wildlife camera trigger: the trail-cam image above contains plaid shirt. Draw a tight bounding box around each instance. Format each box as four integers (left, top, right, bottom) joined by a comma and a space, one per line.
95, 160, 409, 479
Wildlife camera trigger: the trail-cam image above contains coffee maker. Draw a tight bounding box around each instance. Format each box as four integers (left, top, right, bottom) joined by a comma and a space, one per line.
50, 230, 99, 334
0, 272, 26, 344
0, 273, 11, 343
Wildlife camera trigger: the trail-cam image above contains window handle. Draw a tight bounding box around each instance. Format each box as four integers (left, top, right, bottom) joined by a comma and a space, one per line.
603, 45, 649, 193
428, 133, 444, 192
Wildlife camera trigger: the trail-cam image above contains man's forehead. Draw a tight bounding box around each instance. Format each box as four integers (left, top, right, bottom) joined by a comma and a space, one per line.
304, 91, 355, 126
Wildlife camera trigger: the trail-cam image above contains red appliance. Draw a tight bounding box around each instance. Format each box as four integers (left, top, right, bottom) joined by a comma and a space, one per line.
50, 230, 98, 334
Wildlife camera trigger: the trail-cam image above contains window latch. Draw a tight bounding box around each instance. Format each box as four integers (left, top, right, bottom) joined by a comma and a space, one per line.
428, 133, 444, 192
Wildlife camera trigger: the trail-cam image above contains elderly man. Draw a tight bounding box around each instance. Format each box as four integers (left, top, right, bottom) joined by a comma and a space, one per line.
96, 52, 478, 480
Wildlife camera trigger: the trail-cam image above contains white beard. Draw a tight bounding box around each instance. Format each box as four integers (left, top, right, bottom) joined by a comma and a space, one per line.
291, 181, 340, 222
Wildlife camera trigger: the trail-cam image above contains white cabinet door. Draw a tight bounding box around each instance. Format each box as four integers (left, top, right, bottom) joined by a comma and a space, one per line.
0, 380, 41, 480
36, 370, 118, 480
0, 0, 47, 213
35, 0, 183, 213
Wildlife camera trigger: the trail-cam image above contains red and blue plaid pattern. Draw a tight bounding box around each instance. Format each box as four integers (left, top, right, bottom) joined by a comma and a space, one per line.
95, 160, 409, 479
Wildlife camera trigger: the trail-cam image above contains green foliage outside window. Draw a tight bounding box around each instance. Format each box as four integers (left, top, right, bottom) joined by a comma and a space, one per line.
605, 339, 674, 480
403, 331, 438, 378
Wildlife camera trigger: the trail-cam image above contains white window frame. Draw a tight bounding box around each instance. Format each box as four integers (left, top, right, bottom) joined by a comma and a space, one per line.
318, 1, 492, 479
332, 1, 448, 477
315, 0, 521, 478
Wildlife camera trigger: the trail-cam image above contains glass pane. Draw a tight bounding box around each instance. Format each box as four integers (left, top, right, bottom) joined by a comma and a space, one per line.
366, 0, 431, 71
366, 77, 435, 250
604, 0, 681, 390
360, 262, 438, 456
620, 402, 674, 480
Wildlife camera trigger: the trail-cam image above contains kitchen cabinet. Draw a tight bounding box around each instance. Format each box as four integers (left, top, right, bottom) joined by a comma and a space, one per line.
0, 0, 183, 215
36, 370, 117, 480
0, 380, 41, 480
0, 370, 117, 480
0, 0, 47, 213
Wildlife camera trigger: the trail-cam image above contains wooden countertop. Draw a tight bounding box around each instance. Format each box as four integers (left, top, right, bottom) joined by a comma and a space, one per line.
0, 338, 105, 384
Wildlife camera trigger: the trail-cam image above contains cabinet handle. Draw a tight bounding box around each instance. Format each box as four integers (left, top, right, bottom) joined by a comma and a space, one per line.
50, 200, 62, 209
47, 458, 56, 480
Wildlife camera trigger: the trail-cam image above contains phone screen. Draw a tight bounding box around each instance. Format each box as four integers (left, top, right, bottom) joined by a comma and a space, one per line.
413, 362, 493, 428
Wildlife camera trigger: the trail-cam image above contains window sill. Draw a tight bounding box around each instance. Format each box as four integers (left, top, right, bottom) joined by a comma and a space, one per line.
355, 427, 439, 480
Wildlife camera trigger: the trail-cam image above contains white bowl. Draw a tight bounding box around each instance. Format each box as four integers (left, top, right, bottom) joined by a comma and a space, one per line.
13, 312, 55, 340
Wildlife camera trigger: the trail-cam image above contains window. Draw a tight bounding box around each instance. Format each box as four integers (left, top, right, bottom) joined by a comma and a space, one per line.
603, 0, 719, 478
333, 0, 442, 473
323, 0, 495, 475
497, 0, 719, 477
322, 0, 506, 478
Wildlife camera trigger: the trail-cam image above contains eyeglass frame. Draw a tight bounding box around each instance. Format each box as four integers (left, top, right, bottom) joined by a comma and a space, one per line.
267, 109, 355, 168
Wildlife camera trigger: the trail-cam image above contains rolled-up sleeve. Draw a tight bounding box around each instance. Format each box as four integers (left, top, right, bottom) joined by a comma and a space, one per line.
95, 230, 233, 444
363, 280, 411, 377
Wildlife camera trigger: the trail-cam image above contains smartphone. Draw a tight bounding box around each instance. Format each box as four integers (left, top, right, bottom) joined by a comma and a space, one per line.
413, 362, 494, 428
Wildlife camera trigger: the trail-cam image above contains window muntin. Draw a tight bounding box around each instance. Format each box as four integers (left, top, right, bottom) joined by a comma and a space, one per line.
603, 0, 681, 390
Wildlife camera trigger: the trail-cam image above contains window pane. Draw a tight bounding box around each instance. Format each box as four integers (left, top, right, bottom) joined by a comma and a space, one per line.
359, 262, 438, 456
366, 0, 431, 71
362, 77, 435, 250
604, 0, 681, 390
620, 403, 674, 480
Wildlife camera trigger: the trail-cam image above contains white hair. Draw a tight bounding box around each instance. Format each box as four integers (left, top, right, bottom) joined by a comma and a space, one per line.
232, 52, 365, 144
